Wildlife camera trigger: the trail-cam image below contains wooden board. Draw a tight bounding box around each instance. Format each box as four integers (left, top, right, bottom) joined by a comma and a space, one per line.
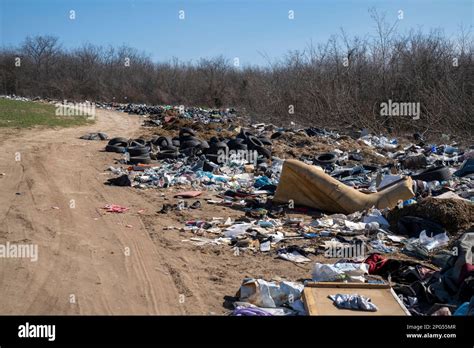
302, 282, 410, 316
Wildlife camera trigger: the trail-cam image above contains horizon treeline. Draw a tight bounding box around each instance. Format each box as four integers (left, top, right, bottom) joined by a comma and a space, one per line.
1, 11, 472, 138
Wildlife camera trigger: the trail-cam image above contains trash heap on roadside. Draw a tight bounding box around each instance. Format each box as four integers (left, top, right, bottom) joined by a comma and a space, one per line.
103, 125, 275, 190
95, 109, 473, 317
230, 230, 473, 316
112, 103, 237, 125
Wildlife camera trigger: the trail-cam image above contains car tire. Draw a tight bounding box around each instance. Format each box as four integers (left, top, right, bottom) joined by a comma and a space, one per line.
315, 152, 337, 165
108, 137, 128, 146
411, 166, 451, 182
157, 150, 179, 160
105, 144, 127, 153
179, 127, 196, 137
128, 146, 150, 156
129, 155, 152, 164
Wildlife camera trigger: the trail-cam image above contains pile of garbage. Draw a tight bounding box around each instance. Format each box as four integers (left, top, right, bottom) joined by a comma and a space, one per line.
0, 95, 239, 126
230, 231, 473, 316
111, 103, 238, 125
103, 126, 275, 186
95, 107, 473, 316
0, 94, 32, 102
3, 95, 472, 315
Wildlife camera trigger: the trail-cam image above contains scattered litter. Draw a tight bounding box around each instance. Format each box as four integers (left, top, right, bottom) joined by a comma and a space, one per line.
238, 278, 303, 308
80, 132, 108, 140
106, 174, 131, 186
260, 241, 271, 252
277, 250, 311, 263
231, 307, 272, 316
370, 239, 396, 253
91, 102, 472, 317
418, 230, 449, 251
329, 293, 378, 312
103, 204, 129, 213
312, 263, 369, 282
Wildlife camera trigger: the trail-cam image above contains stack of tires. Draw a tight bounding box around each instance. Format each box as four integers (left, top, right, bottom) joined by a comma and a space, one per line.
105, 137, 152, 164
127, 138, 151, 164
105, 137, 128, 153
178, 127, 209, 157
150, 135, 179, 160
104, 127, 274, 167
147, 127, 211, 160
202, 128, 273, 169
235, 129, 272, 159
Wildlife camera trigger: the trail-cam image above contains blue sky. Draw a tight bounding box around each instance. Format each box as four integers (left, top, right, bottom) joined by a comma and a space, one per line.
1, 0, 472, 66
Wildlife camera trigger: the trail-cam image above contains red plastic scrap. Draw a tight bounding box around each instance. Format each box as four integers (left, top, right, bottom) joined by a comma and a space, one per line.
103, 204, 129, 213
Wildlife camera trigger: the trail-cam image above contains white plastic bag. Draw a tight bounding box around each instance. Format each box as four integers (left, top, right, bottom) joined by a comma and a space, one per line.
419, 231, 449, 251
311, 262, 369, 282
239, 278, 303, 308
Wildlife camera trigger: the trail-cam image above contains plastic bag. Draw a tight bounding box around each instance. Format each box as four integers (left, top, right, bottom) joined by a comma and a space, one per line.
312, 262, 369, 282
419, 231, 449, 251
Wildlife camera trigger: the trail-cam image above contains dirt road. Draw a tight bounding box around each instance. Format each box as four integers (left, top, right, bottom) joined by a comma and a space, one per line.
0, 109, 190, 314
0, 108, 312, 315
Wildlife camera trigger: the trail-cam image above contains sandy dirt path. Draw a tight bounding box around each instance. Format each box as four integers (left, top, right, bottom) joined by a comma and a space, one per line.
0, 109, 186, 314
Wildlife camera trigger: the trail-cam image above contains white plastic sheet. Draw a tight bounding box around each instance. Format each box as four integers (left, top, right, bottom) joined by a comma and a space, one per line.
419, 231, 449, 251
312, 262, 369, 282
239, 278, 304, 308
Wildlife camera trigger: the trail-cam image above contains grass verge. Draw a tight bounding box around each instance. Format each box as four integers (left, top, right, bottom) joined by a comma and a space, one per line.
0, 99, 94, 128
